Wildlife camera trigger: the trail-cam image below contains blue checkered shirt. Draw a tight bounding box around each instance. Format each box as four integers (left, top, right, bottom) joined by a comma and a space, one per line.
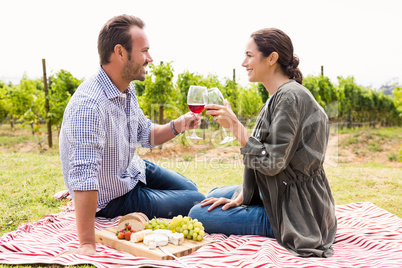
59, 67, 154, 210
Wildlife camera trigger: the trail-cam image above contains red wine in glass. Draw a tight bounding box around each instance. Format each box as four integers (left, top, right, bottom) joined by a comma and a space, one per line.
188, 104, 205, 114
187, 86, 207, 139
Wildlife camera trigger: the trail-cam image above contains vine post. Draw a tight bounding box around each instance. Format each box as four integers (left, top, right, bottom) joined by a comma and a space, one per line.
42, 59, 52, 148
233, 68, 236, 84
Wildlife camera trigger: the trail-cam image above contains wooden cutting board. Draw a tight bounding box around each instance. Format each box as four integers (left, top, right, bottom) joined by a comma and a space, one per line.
95, 227, 214, 260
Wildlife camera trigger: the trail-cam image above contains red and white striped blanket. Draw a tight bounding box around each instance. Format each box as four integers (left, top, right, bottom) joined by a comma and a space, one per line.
1, 202, 401, 267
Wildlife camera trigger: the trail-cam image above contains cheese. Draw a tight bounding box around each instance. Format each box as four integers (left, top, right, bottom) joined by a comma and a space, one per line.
143, 234, 169, 246
139, 229, 185, 247
130, 229, 153, 243
148, 241, 157, 250
145, 229, 184, 246
169, 232, 184, 245
153, 229, 172, 236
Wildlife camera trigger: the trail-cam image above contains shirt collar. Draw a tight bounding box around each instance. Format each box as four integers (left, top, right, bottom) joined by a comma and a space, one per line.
98, 66, 133, 99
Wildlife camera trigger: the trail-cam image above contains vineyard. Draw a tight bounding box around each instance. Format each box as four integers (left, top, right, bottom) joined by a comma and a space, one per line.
0, 62, 401, 138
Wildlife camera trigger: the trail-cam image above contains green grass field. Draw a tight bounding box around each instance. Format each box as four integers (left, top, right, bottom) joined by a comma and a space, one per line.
0, 124, 401, 268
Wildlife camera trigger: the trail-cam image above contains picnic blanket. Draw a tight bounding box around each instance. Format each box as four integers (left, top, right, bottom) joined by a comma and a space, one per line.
1, 202, 401, 267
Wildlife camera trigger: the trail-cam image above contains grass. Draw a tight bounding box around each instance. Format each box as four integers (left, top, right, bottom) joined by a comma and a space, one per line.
156, 160, 244, 194
0, 124, 401, 267
339, 126, 402, 160
325, 163, 401, 216
0, 152, 66, 235
153, 160, 401, 217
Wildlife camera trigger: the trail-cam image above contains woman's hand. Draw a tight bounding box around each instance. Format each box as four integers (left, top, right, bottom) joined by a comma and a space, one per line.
200, 197, 242, 211
205, 100, 237, 130
205, 100, 251, 147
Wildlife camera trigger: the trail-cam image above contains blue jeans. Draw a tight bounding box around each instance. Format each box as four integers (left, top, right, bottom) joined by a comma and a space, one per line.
188, 185, 275, 238
96, 160, 205, 219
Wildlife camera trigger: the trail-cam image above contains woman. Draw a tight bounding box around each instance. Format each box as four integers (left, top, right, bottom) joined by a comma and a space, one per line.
188, 28, 337, 257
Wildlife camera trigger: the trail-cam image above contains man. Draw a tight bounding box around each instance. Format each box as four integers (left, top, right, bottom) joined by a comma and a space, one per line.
60, 15, 205, 255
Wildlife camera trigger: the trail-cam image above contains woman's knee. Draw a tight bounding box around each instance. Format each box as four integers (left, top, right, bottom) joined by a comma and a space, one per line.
188, 203, 206, 220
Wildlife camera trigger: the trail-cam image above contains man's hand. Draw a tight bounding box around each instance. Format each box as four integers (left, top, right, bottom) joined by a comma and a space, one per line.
149, 112, 202, 146
61, 243, 97, 256
63, 190, 98, 256
174, 112, 201, 133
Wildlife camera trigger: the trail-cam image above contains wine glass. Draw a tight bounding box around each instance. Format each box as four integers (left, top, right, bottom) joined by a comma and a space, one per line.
187, 86, 207, 139
206, 87, 236, 144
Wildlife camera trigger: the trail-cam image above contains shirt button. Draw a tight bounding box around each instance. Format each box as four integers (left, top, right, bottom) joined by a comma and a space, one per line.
262, 150, 266, 155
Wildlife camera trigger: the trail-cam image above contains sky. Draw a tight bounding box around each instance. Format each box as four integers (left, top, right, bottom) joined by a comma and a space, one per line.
1, 0, 401, 90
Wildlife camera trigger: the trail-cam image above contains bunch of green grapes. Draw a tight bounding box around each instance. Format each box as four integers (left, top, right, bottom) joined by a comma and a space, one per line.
169, 215, 205, 241
144, 217, 170, 230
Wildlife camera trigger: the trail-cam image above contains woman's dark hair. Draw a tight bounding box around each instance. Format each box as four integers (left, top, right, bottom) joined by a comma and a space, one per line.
251, 28, 303, 84
98, 14, 145, 65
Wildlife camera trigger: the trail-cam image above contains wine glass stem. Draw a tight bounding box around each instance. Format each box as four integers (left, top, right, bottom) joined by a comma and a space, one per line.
222, 127, 229, 137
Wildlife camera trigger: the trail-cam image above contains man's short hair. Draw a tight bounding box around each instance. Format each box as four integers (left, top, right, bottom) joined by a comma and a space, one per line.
98, 14, 145, 65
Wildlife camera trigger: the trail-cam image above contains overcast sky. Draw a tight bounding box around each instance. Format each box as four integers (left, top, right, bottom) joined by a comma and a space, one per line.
1, 0, 401, 89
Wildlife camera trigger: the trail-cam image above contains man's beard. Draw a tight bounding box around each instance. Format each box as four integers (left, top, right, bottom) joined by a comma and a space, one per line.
122, 58, 146, 82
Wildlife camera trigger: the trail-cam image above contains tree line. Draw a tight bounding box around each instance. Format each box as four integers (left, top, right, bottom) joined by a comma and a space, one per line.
0, 70, 82, 134
0, 62, 401, 136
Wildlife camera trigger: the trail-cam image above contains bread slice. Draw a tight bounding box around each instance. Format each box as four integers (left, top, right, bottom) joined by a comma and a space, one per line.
117, 212, 149, 232
133, 212, 149, 223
